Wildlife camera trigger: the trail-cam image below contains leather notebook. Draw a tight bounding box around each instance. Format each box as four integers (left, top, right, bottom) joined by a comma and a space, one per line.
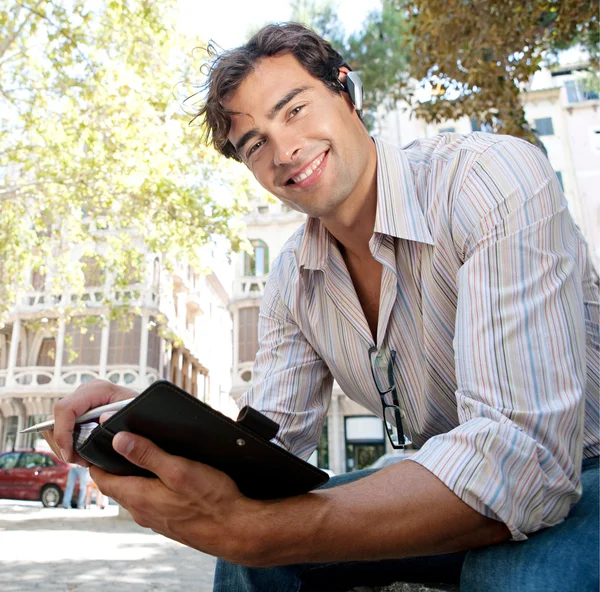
75, 380, 329, 500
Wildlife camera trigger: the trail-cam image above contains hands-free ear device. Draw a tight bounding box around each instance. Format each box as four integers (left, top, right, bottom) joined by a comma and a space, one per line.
344, 71, 363, 113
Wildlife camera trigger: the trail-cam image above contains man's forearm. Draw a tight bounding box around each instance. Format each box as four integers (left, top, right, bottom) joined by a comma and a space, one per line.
245, 460, 510, 567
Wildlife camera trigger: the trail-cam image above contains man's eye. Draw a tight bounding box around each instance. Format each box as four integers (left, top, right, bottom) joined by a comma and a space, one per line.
247, 140, 264, 158
289, 105, 304, 119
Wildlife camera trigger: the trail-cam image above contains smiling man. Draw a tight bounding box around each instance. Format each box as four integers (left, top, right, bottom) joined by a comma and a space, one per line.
46, 23, 599, 592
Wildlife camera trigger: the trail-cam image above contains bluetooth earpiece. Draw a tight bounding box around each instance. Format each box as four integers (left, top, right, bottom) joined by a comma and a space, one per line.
337, 69, 363, 115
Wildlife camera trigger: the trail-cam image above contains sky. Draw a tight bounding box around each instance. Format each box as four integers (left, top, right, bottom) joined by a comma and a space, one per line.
178, 0, 382, 49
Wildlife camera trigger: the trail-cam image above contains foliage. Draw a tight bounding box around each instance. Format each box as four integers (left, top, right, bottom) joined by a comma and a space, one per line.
396, 0, 599, 139
291, 0, 411, 130
344, 0, 411, 129
294, 0, 598, 139
0, 0, 250, 325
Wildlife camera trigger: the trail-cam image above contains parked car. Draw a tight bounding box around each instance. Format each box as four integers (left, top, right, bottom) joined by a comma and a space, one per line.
0, 450, 80, 507
368, 449, 417, 469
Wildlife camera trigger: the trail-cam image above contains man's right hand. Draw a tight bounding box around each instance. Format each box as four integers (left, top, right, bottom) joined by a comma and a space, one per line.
43, 379, 137, 465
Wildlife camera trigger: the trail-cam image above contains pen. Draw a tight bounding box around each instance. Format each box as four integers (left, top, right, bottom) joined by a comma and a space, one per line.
20, 398, 136, 434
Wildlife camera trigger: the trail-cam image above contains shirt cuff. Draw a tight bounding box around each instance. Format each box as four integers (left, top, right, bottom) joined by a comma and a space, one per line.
408, 417, 575, 541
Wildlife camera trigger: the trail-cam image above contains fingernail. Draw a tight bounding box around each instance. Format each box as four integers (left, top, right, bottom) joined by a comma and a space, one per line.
114, 433, 134, 455
60, 448, 69, 462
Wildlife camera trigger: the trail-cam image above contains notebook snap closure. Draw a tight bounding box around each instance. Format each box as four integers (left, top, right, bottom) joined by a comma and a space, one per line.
236, 438, 246, 447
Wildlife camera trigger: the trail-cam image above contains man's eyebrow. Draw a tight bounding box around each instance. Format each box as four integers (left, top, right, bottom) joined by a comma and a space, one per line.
267, 85, 311, 120
233, 86, 311, 156
235, 128, 260, 156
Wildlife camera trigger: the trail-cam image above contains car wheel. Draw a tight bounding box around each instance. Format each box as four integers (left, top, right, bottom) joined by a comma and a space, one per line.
40, 484, 62, 508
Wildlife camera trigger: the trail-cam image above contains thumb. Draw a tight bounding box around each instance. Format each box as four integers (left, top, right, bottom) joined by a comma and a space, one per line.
112, 432, 241, 499
112, 432, 193, 492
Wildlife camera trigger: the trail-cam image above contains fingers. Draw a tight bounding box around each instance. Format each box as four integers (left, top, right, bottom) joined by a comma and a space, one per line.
112, 432, 193, 492
111, 432, 236, 499
53, 379, 136, 462
99, 411, 117, 423
89, 465, 157, 513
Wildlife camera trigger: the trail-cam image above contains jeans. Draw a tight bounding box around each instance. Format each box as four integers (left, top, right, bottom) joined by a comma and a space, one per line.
214, 457, 599, 592
62, 465, 88, 509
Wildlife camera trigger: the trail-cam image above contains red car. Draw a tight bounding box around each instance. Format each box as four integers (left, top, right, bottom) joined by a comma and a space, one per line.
0, 450, 80, 507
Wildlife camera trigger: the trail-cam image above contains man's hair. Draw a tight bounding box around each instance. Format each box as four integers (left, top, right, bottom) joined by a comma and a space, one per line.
196, 23, 347, 161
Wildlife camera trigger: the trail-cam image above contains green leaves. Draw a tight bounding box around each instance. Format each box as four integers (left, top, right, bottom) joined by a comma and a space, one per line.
0, 0, 250, 324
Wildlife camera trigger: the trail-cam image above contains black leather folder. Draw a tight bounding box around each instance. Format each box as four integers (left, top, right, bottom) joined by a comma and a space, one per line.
75, 380, 329, 500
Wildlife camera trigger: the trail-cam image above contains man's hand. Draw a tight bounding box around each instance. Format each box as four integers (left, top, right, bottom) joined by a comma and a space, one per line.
43, 379, 137, 465
90, 432, 256, 563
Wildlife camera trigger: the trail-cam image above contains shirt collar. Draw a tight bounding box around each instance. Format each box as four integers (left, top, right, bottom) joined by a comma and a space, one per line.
299, 137, 434, 272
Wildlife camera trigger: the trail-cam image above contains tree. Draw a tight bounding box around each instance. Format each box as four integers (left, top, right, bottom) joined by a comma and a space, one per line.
0, 0, 250, 324
395, 0, 599, 139
291, 0, 411, 130
345, 0, 411, 129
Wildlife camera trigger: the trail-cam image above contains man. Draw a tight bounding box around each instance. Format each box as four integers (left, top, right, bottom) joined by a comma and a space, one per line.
61, 462, 88, 509
46, 23, 598, 591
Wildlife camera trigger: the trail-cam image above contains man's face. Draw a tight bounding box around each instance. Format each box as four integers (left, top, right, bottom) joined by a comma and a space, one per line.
224, 53, 373, 219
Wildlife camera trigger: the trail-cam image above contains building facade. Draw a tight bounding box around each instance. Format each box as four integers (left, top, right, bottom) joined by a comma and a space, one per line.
0, 246, 233, 453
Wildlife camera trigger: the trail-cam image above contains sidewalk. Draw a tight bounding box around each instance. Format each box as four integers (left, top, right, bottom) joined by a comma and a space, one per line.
0, 500, 216, 592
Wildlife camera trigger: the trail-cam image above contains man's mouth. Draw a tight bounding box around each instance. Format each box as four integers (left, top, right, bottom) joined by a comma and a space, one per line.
285, 151, 328, 186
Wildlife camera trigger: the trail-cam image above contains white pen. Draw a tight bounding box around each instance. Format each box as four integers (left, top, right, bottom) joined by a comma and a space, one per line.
20, 398, 136, 434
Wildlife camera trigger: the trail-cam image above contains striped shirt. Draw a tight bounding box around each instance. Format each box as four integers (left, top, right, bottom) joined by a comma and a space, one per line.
240, 133, 600, 541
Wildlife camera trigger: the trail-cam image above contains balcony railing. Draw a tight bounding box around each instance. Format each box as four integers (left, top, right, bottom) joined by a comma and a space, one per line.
16, 285, 159, 313
0, 365, 159, 392
233, 275, 269, 300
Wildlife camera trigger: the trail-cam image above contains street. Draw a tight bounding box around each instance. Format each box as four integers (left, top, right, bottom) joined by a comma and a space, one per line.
0, 500, 217, 592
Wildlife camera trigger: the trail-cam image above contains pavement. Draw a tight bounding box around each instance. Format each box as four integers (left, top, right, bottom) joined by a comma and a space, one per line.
0, 500, 217, 592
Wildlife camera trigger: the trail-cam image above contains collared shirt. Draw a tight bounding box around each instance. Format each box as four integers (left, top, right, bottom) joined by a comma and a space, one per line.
240, 133, 600, 541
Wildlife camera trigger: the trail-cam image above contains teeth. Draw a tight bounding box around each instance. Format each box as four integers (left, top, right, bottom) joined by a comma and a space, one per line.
291, 153, 325, 183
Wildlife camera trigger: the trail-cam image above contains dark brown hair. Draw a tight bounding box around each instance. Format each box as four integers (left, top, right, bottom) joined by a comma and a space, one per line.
196, 23, 347, 161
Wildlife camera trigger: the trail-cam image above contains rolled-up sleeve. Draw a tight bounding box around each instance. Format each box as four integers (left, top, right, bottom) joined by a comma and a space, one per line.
410, 138, 588, 540
239, 256, 333, 460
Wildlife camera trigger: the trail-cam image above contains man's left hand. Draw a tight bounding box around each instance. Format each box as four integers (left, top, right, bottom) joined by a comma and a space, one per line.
90, 432, 258, 563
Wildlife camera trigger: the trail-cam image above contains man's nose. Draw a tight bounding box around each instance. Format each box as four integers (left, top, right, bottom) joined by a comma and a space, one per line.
272, 132, 301, 167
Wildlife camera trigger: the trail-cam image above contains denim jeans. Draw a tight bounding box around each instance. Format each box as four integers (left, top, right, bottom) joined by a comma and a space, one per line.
213, 457, 599, 592
62, 465, 88, 509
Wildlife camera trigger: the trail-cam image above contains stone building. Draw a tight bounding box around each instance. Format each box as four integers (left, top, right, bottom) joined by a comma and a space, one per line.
0, 246, 232, 452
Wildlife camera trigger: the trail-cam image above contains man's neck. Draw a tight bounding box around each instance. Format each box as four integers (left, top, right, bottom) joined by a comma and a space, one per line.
320, 139, 378, 260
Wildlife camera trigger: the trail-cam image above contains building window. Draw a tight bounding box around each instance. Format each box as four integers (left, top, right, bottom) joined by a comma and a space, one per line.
31, 270, 45, 291
63, 323, 102, 366
534, 117, 554, 136
439, 127, 456, 134
345, 415, 385, 472
317, 418, 329, 469
555, 171, 564, 191
147, 318, 161, 371
37, 338, 55, 367
22, 416, 47, 449
36, 337, 55, 384
238, 306, 259, 363
470, 119, 480, 132
108, 317, 141, 366
244, 240, 269, 277
257, 205, 269, 215
4, 417, 18, 451
82, 257, 105, 287
565, 80, 599, 104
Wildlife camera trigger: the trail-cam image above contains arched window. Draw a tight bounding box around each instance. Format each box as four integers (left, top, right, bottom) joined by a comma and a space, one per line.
244, 240, 269, 277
